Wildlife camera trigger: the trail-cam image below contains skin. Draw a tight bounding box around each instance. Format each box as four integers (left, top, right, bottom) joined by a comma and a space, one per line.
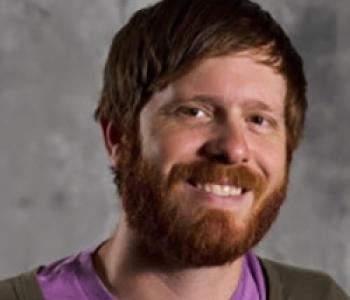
94, 50, 287, 300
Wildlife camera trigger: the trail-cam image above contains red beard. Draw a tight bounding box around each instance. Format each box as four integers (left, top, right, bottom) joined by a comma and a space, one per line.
115, 134, 288, 267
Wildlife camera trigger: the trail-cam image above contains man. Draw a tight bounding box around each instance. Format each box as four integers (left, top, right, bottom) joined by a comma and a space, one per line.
0, 0, 349, 299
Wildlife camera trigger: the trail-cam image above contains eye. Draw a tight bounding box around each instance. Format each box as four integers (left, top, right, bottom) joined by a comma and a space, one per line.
249, 114, 266, 126
247, 114, 276, 131
177, 106, 208, 119
247, 113, 278, 132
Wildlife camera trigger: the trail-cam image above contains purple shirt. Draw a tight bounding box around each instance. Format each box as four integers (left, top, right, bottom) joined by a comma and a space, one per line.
231, 250, 266, 300
36, 242, 266, 300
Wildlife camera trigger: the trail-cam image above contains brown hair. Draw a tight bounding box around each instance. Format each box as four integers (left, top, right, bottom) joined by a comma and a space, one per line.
95, 0, 307, 161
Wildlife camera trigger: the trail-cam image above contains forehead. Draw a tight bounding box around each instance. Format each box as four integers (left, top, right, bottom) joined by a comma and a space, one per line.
143, 51, 287, 114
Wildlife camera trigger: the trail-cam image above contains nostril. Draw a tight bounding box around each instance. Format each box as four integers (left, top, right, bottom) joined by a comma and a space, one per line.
210, 153, 232, 164
242, 157, 249, 164
187, 178, 197, 187
208, 139, 250, 165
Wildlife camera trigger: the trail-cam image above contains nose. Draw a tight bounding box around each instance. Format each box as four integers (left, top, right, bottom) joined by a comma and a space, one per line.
200, 122, 250, 165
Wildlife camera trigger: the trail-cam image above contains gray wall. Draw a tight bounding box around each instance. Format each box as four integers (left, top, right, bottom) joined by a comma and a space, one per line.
0, 0, 349, 293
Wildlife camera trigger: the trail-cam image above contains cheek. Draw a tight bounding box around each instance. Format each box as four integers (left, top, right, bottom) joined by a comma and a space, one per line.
266, 151, 286, 181
142, 127, 202, 176
250, 135, 287, 181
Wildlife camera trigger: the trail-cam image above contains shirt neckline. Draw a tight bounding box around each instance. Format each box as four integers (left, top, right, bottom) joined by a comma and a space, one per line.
77, 242, 265, 300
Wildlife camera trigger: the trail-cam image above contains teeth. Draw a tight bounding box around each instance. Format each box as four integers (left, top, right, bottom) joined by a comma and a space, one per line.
196, 183, 242, 197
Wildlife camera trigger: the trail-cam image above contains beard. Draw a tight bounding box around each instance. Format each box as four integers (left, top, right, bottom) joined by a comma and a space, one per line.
114, 132, 288, 267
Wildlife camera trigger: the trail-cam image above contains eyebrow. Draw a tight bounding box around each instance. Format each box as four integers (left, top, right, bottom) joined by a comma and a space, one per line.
179, 95, 221, 105
200, 95, 280, 114
243, 100, 279, 113
160, 94, 281, 115
159, 95, 221, 112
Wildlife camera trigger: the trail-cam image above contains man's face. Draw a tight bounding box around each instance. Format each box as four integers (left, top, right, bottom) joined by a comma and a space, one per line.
115, 51, 288, 267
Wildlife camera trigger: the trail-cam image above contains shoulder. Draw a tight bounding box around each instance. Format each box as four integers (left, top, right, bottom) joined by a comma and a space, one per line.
0, 268, 44, 300
0, 249, 90, 300
0, 275, 17, 300
0, 244, 103, 300
259, 257, 349, 300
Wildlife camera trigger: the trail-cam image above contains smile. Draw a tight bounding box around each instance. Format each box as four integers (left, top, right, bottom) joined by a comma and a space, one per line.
187, 178, 249, 197
193, 183, 243, 197
185, 180, 252, 210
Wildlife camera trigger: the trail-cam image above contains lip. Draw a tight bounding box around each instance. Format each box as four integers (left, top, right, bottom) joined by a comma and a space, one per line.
185, 180, 252, 209
188, 177, 238, 187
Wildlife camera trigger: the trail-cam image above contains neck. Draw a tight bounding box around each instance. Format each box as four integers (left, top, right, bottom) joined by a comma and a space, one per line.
93, 214, 245, 300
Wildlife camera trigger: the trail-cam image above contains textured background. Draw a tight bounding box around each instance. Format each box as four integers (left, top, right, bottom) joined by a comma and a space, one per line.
0, 0, 349, 293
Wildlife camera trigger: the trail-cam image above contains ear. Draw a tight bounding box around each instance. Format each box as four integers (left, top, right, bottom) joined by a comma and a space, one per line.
100, 118, 123, 168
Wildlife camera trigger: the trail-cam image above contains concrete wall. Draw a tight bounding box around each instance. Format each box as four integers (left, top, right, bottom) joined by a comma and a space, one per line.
0, 0, 349, 293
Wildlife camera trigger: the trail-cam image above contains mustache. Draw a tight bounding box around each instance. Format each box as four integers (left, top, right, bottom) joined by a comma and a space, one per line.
167, 160, 266, 197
